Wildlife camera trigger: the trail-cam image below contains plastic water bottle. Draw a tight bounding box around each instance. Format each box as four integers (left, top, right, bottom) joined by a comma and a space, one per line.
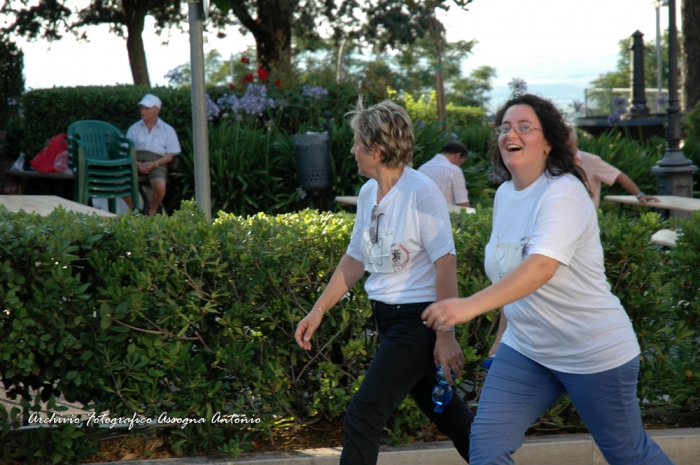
431, 364, 456, 413
482, 355, 495, 370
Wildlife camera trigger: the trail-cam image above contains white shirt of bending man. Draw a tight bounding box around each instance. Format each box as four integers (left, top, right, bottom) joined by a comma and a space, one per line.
417, 144, 470, 207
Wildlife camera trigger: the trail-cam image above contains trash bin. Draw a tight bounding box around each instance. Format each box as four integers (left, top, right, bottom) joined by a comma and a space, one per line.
294, 132, 331, 191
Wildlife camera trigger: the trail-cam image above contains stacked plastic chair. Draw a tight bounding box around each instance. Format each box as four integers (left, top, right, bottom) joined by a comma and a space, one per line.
66, 121, 138, 214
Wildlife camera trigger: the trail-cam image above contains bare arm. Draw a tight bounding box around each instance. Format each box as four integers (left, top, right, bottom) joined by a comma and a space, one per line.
615, 173, 659, 204
422, 253, 559, 330
294, 254, 366, 350
456, 201, 471, 207
432, 254, 465, 381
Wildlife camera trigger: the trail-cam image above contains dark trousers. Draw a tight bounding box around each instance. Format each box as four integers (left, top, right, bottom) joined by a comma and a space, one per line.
340, 300, 474, 464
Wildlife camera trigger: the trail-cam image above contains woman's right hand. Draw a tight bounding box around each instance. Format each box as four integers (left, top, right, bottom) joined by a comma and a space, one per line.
295, 310, 324, 350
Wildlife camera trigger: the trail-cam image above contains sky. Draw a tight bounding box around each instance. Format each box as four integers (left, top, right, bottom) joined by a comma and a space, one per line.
7, 0, 683, 111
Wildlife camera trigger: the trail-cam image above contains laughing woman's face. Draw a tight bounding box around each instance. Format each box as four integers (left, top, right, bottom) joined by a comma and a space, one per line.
497, 104, 551, 187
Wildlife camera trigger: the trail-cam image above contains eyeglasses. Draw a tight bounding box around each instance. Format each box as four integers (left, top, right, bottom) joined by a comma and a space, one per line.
369, 205, 384, 243
494, 124, 543, 136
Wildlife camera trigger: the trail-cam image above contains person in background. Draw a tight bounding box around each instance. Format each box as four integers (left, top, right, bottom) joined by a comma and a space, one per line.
423, 94, 674, 465
294, 98, 473, 465
569, 127, 659, 208
126, 94, 181, 215
417, 141, 471, 207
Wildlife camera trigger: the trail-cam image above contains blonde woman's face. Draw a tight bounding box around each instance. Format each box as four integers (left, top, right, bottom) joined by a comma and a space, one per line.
351, 131, 377, 177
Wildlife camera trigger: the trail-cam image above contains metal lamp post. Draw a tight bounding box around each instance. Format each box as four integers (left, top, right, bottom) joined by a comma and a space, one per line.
188, 0, 212, 222
651, 0, 697, 217
655, 0, 668, 107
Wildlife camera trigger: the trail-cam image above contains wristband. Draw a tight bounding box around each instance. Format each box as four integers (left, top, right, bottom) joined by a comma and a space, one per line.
314, 308, 325, 316
437, 326, 455, 332
154, 160, 160, 168
636, 192, 645, 200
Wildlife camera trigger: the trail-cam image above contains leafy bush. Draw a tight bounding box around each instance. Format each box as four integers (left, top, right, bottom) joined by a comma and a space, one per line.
171, 119, 302, 216
0, 37, 24, 135
0, 204, 697, 461
399, 90, 486, 127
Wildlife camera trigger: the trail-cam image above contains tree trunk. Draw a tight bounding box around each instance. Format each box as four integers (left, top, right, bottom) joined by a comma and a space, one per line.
226, 0, 292, 72
682, 0, 700, 111
253, 0, 292, 71
427, 13, 447, 130
123, 1, 151, 86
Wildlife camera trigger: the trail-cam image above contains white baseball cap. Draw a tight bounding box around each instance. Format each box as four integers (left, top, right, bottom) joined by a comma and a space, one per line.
138, 94, 162, 108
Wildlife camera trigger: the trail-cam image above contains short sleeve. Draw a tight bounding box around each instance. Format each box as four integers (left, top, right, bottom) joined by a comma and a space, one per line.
346, 183, 374, 262
417, 192, 456, 262
527, 187, 593, 266
592, 157, 620, 186
164, 126, 182, 155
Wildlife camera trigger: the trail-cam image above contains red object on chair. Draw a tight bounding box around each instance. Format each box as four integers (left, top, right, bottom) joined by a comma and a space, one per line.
30, 133, 69, 173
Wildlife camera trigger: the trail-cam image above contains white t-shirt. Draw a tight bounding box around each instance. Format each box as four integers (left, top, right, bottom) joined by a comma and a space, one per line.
485, 172, 640, 374
575, 149, 621, 208
126, 117, 181, 158
347, 167, 456, 304
417, 154, 470, 205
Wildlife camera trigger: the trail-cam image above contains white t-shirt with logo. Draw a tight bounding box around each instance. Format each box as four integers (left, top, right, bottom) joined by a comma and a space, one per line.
346, 167, 456, 304
485, 172, 640, 374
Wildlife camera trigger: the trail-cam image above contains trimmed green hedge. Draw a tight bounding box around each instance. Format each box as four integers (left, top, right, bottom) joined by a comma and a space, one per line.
0, 203, 697, 461
17, 82, 391, 160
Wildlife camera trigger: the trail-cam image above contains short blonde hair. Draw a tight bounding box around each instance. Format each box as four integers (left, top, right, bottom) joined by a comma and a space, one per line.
347, 97, 414, 168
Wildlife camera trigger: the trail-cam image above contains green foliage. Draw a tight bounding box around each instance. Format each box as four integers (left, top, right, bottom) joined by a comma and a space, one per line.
171, 119, 302, 216
0, 203, 697, 460
681, 102, 700, 191
0, 37, 24, 134
663, 211, 700, 402
399, 90, 486, 127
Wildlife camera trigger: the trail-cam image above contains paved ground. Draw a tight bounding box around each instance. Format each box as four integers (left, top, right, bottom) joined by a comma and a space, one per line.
2, 387, 699, 464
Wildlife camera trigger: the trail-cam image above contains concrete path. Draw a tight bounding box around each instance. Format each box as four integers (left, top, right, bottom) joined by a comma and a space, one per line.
3, 386, 698, 464
91, 428, 700, 465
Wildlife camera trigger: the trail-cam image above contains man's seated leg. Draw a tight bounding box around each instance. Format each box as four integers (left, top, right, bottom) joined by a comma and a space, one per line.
149, 177, 166, 216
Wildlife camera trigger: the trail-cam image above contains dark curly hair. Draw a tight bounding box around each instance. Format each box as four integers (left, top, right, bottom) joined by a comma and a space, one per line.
490, 93, 590, 195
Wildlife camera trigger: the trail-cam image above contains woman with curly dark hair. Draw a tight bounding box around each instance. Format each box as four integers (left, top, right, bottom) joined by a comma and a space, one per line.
423, 94, 674, 464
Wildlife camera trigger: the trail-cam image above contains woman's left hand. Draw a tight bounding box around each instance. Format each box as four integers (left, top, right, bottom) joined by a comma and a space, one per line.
434, 335, 465, 382
422, 297, 473, 331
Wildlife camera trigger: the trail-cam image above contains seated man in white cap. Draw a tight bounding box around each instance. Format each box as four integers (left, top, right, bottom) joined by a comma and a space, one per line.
126, 93, 181, 215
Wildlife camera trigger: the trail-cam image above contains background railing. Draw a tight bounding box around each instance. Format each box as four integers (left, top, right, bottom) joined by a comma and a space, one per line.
583, 87, 669, 117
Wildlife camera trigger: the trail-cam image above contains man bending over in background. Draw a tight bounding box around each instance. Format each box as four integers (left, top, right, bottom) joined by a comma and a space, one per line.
418, 141, 471, 207
569, 127, 659, 209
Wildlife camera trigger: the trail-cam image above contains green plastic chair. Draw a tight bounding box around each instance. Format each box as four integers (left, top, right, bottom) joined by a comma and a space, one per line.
67, 121, 139, 213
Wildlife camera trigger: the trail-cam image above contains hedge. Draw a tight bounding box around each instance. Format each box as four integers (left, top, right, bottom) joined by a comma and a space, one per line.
0, 203, 697, 462
16, 81, 392, 160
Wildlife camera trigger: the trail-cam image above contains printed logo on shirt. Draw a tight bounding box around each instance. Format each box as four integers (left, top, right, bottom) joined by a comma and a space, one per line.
391, 243, 410, 271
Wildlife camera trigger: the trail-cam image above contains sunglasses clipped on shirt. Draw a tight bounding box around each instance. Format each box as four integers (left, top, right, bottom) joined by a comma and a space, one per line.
369, 204, 384, 243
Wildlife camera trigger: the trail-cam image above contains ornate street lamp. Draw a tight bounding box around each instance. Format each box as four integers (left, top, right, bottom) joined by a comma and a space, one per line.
651, 0, 697, 217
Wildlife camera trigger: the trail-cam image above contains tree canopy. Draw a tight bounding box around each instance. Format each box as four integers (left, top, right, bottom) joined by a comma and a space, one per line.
0, 0, 194, 85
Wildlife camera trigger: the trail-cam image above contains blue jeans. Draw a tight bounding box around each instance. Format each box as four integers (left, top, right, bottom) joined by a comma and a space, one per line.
340, 300, 474, 465
470, 344, 674, 465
